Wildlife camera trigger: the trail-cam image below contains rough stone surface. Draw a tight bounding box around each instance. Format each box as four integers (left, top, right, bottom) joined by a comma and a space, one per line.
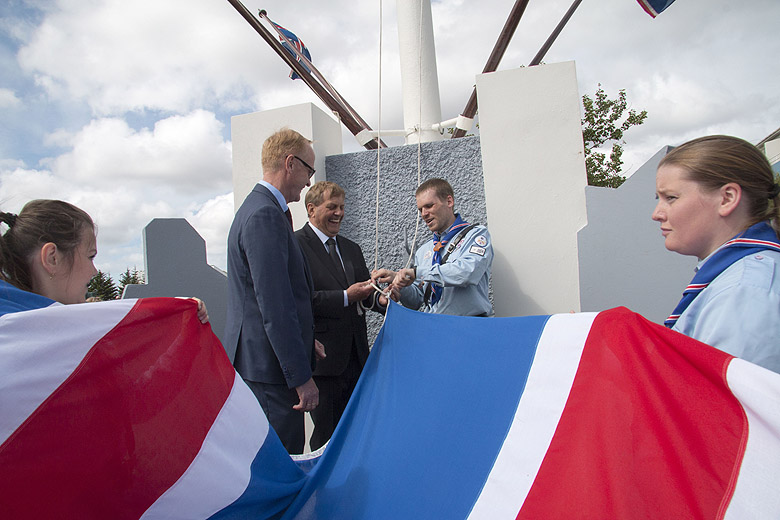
326, 136, 487, 342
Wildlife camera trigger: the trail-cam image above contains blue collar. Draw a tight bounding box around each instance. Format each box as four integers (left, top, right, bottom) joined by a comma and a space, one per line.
258, 180, 288, 212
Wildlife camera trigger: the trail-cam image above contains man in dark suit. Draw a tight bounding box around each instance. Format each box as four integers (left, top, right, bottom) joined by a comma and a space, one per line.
225, 128, 324, 454
296, 181, 391, 450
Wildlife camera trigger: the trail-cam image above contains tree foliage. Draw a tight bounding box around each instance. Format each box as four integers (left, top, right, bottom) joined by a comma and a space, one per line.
582, 85, 648, 188
118, 267, 145, 296
87, 270, 118, 301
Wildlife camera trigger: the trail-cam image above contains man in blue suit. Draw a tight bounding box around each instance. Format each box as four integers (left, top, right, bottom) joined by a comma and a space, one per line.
225, 128, 324, 454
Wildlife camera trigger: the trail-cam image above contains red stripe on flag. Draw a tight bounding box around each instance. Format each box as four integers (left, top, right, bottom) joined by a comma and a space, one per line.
636, 0, 659, 17
0, 298, 236, 519
518, 307, 747, 519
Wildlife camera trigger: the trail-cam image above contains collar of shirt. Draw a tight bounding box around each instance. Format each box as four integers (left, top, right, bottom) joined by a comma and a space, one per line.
258, 180, 288, 212
695, 243, 725, 273
309, 223, 337, 250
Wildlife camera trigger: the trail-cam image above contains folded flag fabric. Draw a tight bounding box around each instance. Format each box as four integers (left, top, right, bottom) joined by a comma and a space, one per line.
636, 0, 677, 17
286, 303, 780, 519
1, 296, 778, 519
0, 298, 304, 519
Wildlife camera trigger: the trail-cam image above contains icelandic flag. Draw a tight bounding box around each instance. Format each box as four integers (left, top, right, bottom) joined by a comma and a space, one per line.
0, 298, 305, 519
285, 303, 780, 518
636, 0, 677, 17
2, 297, 779, 518
270, 21, 312, 81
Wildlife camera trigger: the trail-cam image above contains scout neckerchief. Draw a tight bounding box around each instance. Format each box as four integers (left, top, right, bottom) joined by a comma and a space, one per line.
428, 214, 471, 306
664, 220, 780, 328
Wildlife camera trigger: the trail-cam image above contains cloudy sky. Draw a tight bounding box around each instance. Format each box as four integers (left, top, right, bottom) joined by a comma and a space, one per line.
1, 0, 778, 278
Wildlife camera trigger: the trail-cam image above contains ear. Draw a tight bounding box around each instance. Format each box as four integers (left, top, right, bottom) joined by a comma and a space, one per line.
718, 182, 742, 217
445, 195, 454, 210
39, 242, 59, 275
284, 154, 295, 173
306, 202, 316, 218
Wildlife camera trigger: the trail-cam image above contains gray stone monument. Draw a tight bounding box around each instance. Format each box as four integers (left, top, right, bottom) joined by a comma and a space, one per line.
122, 218, 228, 350
578, 147, 696, 323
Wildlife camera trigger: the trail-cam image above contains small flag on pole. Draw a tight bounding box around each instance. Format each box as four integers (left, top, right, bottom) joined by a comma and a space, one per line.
270, 21, 312, 80
636, 0, 677, 17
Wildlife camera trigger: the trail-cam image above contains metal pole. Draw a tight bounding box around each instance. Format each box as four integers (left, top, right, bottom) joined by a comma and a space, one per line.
397, 0, 444, 144
225, 0, 383, 149
257, 10, 382, 144
451, 0, 531, 139
529, 0, 584, 66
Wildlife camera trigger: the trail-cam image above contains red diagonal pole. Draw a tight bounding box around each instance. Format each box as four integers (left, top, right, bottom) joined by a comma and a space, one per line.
451, 0, 531, 139
452, 0, 584, 139
225, 0, 384, 149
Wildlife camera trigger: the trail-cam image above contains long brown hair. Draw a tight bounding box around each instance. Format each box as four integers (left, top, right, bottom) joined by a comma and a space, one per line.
0, 200, 94, 292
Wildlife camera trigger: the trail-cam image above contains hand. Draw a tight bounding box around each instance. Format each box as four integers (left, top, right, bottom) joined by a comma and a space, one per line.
293, 378, 319, 412
393, 268, 416, 288
192, 298, 209, 324
378, 284, 399, 306
371, 268, 397, 285
347, 280, 374, 303
315, 339, 326, 360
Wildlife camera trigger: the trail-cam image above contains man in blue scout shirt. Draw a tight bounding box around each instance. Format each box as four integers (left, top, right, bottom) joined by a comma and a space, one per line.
373, 178, 494, 317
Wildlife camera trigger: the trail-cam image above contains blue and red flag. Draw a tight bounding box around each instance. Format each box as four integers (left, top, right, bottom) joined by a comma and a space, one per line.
2, 295, 779, 518
270, 21, 312, 80
637, 0, 677, 17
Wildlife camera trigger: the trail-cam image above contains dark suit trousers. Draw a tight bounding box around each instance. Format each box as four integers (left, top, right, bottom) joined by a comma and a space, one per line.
244, 379, 304, 455
309, 338, 363, 451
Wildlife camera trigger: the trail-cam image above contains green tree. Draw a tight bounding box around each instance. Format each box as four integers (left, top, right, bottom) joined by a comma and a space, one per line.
582, 85, 648, 188
118, 267, 145, 296
87, 270, 118, 301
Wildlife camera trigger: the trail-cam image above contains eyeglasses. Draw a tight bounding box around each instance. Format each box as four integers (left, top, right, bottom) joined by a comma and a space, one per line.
292, 155, 316, 178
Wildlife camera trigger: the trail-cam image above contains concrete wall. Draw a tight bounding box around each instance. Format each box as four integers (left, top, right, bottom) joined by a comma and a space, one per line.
231, 103, 343, 225
326, 137, 487, 339
123, 218, 228, 346
766, 138, 780, 172
477, 62, 588, 317
578, 147, 696, 323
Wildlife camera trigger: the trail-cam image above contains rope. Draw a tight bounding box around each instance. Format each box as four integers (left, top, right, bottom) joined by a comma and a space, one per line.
371, 0, 428, 309
402, 0, 425, 270
373, 0, 383, 273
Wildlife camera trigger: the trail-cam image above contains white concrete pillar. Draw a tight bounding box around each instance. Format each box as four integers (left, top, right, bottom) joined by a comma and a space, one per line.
231, 103, 342, 226
396, 0, 443, 144
477, 62, 588, 317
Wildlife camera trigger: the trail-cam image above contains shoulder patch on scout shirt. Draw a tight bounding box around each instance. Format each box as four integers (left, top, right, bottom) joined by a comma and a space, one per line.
475, 235, 487, 247
469, 245, 486, 256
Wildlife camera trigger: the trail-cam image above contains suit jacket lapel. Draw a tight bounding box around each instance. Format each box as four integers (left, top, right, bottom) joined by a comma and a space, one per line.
258, 184, 313, 291
337, 236, 356, 286
304, 223, 348, 289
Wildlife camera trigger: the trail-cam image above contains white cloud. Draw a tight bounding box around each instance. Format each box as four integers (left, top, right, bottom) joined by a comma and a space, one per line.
186, 193, 235, 271
0, 167, 68, 207
0, 88, 21, 108
17, 0, 265, 115
3, 0, 780, 278
43, 110, 232, 195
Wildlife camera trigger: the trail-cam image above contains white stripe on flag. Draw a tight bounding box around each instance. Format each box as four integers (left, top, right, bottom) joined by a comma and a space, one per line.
0, 300, 135, 445
467, 312, 597, 519
141, 373, 271, 519
724, 358, 780, 519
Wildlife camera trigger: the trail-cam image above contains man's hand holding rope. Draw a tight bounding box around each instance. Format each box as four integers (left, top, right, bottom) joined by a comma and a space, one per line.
370, 269, 401, 305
